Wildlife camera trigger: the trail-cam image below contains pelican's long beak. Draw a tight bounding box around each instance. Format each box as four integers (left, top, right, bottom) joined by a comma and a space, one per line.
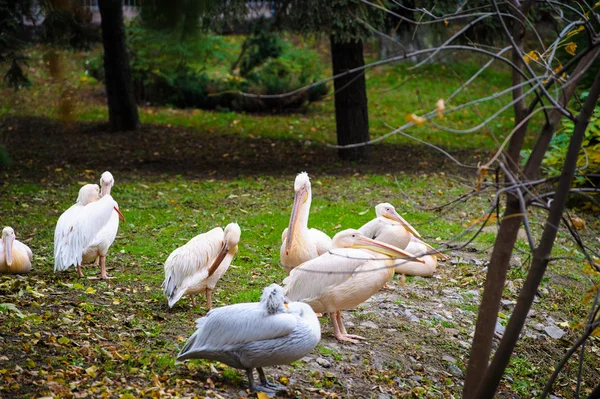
386, 209, 422, 238
114, 207, 126, 223
355, 236, 425, 263
4, 235, 13, 267
207, 242, 229, 277
420, 240, 450, 260
285, 187, 307, 255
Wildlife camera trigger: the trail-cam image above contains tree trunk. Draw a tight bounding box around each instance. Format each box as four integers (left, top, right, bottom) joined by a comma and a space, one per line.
330, 36, 369, 161
98, 0, 139, 131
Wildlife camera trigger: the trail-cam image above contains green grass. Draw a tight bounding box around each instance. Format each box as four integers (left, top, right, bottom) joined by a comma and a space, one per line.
0, 39, 544, 151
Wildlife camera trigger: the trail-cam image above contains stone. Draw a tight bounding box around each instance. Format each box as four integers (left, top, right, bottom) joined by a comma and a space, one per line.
444, 328, 459, 337
404, 309, 420, 323
315, 357, 331, 368
345, 321, 355, 327
544, 325, 566, 340
360, 321, 379, 329
501, 299, 515, 309
448, 364, 463, 377
301, 356, 313, 363
442, 355, 457, 364
410, 375, 422, 382
495, 322, 506, 338
533, 323, 545, 332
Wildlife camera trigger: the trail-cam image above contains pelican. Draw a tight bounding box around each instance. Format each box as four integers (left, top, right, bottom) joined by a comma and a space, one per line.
177, 284, 320, 394
358, 202, 422, 250
82, 171, 122, 279
284, 229, 423, 343
0, 227, 33, 274
54, 184, 125, 278
280, 172, 332, 274
163, 223, 241, 309
360, 203, 448, 279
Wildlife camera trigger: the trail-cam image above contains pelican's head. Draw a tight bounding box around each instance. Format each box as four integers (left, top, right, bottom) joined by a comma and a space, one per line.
76, 184, 101, 206
100, 171, 114, 197
2, 227, 16, 267
224, 223, 241, 248
260, 284, 289, 315
285, 172, 312, 255
374, 202, 421, 238
332, 229, 424, 263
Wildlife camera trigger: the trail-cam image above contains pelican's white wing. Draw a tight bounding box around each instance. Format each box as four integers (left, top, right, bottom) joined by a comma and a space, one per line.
177, 303, 298, 360
162, 227, 224, 307
283, 249, 367, 303
310, 228, 332, 256
54, 195, 118, 272
14, 240, 33, 262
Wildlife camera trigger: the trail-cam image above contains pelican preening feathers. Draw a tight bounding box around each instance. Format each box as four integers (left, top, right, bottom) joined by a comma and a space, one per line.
54, 183, 125, 278
280, 172, 332, 274
0, 227, 33, 274
163, 223, 241, 309
82, 172, 123, 279
284, 229, 424, 343
177, 284, 320, 394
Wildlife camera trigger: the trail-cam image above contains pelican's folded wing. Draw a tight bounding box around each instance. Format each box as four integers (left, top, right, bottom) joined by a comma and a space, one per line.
177, 303, 297, 360
283, 250, 365, 303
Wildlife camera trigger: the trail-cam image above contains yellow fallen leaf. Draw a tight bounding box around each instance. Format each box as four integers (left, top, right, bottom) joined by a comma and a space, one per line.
112, 298, 120, 305
280, 376, 289, 385
54, 168, 62, 172
406, 113, 427, 126
557, 321, 569, 328
436, 99, 445, 119
570, 216, 586, 230
256, 392, 270, 399
85, 287, 96, 294
444, 19, 449, 25
85, 365, 97, 378
565, 42, 577, 56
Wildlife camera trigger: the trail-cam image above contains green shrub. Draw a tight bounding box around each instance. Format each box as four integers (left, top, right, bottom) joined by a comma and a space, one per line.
523, 103, 600, 186
87, 26, 327, 112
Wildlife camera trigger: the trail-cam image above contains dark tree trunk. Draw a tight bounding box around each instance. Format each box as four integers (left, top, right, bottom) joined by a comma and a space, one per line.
330, 36, 369, 161
98, 0, 139, 131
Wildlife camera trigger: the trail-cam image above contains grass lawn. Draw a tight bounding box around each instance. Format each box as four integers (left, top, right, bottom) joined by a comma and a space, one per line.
0, 37, 598, 398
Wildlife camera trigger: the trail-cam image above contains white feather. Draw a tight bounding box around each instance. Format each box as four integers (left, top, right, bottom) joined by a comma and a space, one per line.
54, 194, 118, 272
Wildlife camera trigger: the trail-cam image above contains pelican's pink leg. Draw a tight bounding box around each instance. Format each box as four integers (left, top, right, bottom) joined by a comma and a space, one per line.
206, 288, 213, 310
331, 311, 361, 343
190, 295, 197, 307
76, 264, 84, 278
336, 311, 365, 340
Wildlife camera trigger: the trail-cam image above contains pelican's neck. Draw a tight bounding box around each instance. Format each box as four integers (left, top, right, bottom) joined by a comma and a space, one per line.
101, 184, 112, 197
294, 190, 311, 232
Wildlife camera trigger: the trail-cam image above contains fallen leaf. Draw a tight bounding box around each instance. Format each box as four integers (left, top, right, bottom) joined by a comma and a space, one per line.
436, 99, 445, 119
565, 42, 577, 56
86, 365, 97, 378
406, 113, 427, 126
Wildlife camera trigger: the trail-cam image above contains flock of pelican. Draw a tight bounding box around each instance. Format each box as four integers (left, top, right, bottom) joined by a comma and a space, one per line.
2, 171, 447, 394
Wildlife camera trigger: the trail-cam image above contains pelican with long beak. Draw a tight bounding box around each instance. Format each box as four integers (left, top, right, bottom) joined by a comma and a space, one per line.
163, 223, 241, 309
284, 229, 423, 343
359, 203, 448, 279
280, 172, 332, 274
0, 227, 33, 274
82, 171, 126, 279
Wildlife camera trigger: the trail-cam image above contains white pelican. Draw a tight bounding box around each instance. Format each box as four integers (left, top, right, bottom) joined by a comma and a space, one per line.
0, 227, 33, 274
358, 202, 422, 250
177, 284, 320, 394
54, 184, 125, 278
163, 223, 241, 309
82, 171, 122, 279
284, 229, 423, 343
393, 236, 449, 277
280, 172, 332, 274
